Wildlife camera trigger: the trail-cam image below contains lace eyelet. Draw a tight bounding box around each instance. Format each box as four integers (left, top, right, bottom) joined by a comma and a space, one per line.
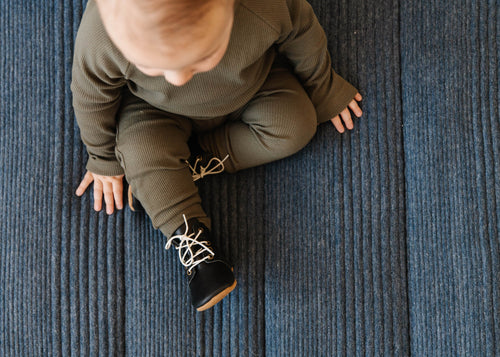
208, 254, 214, 260
187, 270, 192, 276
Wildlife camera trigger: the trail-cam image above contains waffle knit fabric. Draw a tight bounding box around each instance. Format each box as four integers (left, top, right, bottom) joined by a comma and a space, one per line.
70, 0, 358, 236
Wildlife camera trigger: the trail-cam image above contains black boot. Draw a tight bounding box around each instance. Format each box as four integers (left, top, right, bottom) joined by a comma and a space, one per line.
166, 216, 237, 311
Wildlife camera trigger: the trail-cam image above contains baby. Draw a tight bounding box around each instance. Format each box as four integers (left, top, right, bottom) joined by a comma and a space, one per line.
72, 0, 363, 311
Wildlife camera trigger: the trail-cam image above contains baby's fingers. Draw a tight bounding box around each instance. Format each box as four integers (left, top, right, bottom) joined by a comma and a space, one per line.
349, 99, 363, 118
113, 180, 124, 211
331, 115, 346, 133
76, 171, 94, 196
93, 179, 103, 212
340, 108, 354, 130
103, 181, 115, 215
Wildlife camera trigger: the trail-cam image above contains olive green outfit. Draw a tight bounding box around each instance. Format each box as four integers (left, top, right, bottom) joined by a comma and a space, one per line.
71, 0, 358, 237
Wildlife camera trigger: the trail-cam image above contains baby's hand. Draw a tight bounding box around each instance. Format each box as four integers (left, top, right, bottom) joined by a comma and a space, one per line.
330, 93, 363, 133
76, 171, 125, 215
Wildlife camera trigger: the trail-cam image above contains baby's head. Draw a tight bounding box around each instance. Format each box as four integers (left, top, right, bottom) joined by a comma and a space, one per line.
97, 0, 235, 86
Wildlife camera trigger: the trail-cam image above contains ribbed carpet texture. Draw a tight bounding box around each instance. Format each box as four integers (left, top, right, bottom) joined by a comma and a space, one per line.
0, 0, 498, 355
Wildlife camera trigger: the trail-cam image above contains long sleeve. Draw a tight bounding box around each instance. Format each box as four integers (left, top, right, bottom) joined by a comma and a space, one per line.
71, 0, 129, 176
276, 0, 358, 123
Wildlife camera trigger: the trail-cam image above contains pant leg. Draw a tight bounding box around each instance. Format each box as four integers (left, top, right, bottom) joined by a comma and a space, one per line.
197, 65, 318, 173
115, 89, 210, 237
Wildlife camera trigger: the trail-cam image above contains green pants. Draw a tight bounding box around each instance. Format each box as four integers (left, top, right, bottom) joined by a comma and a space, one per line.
115, 65, 318, 237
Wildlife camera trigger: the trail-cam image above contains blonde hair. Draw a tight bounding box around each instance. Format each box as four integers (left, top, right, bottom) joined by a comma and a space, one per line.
132, 0, 224, 38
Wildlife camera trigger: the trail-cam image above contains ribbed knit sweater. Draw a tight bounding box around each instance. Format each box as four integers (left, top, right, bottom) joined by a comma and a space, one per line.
71, 0, 359, 176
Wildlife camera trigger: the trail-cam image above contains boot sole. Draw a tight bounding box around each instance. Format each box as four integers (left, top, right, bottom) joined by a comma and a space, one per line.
196, 279, 237, 312
128, 186, 144, 212
127, 186, 137, 211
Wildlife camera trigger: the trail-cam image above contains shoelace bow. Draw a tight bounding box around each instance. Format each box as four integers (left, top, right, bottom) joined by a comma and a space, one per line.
165, 215, 215, 275
186, 154, 229, 182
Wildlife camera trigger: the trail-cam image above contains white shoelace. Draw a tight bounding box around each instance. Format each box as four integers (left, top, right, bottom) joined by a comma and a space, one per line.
186, 154, 230, 182
165, 215, 215, 275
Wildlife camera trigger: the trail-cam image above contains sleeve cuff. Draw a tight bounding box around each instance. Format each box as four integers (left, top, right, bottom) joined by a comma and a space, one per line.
86, 155, 124, 176
316, 73, 359, 124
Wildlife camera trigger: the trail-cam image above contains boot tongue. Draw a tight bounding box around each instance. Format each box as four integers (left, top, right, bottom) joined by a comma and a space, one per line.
166, 217, 215, 274
170, 218, 212, 258
173, 218, 207, 237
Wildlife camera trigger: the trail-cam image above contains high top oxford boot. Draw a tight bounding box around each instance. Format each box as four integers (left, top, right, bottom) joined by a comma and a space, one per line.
166, 215, 237, 311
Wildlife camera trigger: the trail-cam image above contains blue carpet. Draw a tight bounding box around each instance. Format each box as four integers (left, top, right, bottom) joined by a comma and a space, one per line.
401, 0, 500, 355
0, 0, 498, 355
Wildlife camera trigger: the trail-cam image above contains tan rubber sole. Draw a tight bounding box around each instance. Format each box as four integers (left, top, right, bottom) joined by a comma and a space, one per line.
127, 186, 135, 211
196, 279, 237, 312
